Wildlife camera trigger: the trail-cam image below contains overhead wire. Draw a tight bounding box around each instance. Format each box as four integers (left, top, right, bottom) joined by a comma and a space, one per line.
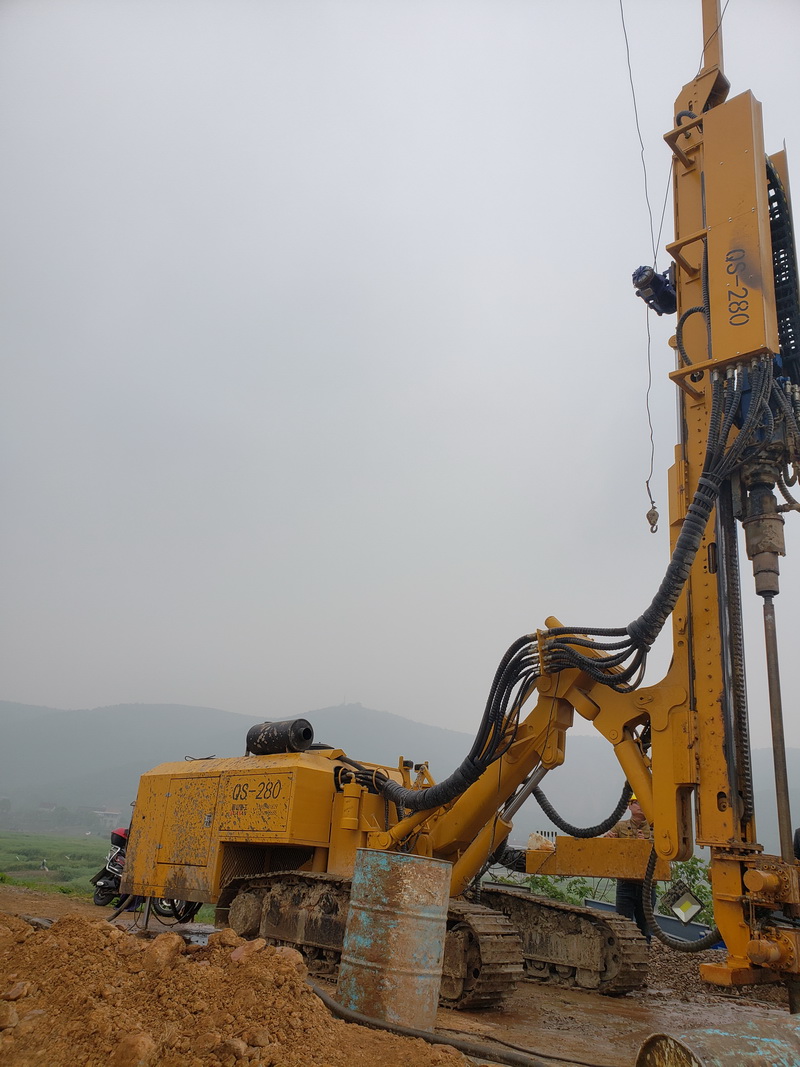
618, 0, 657, 264
643, 109, 675, 533
696, 0, 732, 78
619, 0, 670, 531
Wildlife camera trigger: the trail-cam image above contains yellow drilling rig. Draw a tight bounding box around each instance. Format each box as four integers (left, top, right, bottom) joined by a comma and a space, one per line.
122, 3, 800, 1058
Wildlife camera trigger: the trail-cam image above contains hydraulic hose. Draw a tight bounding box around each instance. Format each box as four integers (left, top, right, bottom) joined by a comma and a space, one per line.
626, 472, 722, 649
106, 895, 136, 922
308, 979, 551, 1067
492, 785, 633, 871
380, 757, 483, 812
675, 304, 707, 366
379, 634, 540, 813
641, 848, 722, 952
532, 782, 632, 838
543, 357, 773, 692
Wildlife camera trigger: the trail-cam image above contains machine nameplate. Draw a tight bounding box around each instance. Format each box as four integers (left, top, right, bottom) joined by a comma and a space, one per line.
218, 773, 293, 833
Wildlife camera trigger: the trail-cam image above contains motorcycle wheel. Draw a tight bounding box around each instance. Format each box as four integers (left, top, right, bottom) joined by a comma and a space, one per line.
151, 898, 201, 922
172, 900, 202, 923
93, 885, 117, 907
151, 897, 179, 918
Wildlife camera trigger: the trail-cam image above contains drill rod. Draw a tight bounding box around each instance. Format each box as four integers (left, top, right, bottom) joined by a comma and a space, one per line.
762, 596, 794, 865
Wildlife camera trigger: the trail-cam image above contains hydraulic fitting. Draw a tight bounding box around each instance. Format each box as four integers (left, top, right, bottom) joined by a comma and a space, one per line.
742, 483, 785, 597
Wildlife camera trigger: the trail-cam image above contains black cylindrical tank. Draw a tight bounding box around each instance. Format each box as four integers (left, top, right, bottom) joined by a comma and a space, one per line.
246, 718, 314, 755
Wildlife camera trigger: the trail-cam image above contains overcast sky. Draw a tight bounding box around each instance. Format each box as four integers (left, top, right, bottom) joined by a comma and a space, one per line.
3, 1, 800, 750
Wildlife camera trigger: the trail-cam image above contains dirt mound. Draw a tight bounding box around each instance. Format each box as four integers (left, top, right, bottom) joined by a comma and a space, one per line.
0, 913, 467, 1067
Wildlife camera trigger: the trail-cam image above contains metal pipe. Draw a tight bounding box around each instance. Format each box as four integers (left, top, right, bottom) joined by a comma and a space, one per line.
502, 765, 549, 822
762, 596, 794, 864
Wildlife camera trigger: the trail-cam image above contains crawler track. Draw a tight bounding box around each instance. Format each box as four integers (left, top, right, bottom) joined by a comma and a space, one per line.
222, 872, 522, 1009
441, 898, 523, 1009
478, 885, 648, 994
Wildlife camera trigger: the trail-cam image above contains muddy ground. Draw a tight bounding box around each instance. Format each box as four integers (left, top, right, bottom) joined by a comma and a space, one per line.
0, 886, 794, 1067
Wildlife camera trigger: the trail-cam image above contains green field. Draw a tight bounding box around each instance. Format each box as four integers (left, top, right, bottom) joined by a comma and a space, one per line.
0, 831, 107, 896
0, 831, 216, 921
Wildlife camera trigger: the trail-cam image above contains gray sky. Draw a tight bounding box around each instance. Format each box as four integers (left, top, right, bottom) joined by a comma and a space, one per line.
3, 0, 800, 747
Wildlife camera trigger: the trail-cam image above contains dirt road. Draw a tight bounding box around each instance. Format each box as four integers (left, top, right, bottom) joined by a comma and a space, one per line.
0, 885, 110, 921
0, 885, 793, 1067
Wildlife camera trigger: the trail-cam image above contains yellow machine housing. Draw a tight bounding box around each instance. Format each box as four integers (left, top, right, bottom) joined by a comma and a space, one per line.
126, 751, 406, 900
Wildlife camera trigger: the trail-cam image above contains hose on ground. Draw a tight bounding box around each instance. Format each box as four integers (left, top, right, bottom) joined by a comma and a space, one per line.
106, 895, 136, 922
308, 979, 552, 1067
642, 848, 722, 952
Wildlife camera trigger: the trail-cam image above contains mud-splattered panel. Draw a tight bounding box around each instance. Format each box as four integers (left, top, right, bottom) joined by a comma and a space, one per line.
158, 776, 220, 865
217, 772, 293, 834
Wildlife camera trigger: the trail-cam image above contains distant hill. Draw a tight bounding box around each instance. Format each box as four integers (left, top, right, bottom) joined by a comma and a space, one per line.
0, 700, 479, 811
1, 700, 797, 854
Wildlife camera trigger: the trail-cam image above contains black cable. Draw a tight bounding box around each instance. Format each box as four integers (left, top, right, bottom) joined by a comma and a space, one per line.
469, 636, 535, 763
434, 1027, 618, 1067
532, 782, 632, 839
381, 635, 540, 813
545, 357, 774, 692
170, 900, 202, 923
675, 305, 707, 366
703, 374, 726, 471
716, 372, 743, 458
308, 980, 550, 1067
545, 624, 628, 638
771, 380, 800, 436
642, 848, 722, 952
618, 0, 656, 264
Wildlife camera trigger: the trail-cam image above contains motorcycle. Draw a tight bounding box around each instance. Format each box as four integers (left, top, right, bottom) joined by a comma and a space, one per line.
90, 827, 128, 907
90, 827, 201, 921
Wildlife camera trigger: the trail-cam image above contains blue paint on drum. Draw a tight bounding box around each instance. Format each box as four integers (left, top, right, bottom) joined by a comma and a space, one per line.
636, 1017, 800, 1066
337, 849, 451, 1030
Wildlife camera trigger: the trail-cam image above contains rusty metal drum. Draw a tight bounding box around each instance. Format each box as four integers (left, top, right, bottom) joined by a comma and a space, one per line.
337, 849, 451, 1030
636, 1018, 800, 1066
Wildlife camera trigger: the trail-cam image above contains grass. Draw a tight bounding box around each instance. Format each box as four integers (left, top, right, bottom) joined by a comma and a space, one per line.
0, 831, 217, 920
0, 830, 107, 896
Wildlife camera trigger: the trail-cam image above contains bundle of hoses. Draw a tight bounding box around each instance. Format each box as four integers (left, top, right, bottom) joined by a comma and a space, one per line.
543, 357, 775, 693
359, 361, 779, 823
374, 634, 540, 813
